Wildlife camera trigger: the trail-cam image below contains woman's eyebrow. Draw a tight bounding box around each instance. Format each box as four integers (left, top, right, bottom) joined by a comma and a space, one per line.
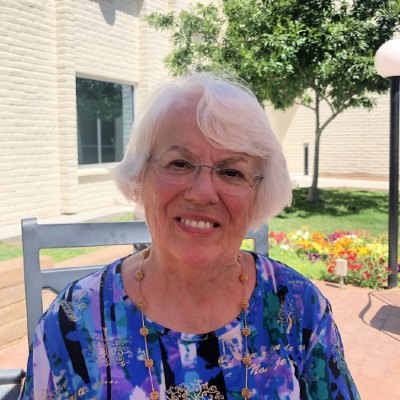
165, 145, 192, 155
217, 156, 249, 165
165, 146, 250, 164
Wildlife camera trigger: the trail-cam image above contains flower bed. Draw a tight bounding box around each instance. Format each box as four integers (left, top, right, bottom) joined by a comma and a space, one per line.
269, 228, 393, 289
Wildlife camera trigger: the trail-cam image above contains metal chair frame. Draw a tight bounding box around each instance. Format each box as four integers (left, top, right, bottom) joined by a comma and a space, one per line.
0, 217, 268, 399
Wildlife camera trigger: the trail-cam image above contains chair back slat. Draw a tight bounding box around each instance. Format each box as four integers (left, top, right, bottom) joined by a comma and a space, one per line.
22, 218, 268, 345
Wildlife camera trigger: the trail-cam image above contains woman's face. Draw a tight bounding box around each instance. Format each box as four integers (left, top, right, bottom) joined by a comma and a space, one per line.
140, 103, 260, 266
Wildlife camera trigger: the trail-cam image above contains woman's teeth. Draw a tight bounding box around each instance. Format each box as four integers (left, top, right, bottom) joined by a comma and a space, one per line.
180, 218, 215, 229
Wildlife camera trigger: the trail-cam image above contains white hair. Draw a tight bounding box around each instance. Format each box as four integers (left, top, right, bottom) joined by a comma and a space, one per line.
114, 72, 292, 228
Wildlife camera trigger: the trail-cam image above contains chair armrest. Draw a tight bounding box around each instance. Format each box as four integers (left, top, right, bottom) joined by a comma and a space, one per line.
0, 369, 25, 400
0, 369, 25, 385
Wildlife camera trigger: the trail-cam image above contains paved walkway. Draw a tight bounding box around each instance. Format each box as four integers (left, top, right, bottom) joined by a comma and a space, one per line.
290, 173, 389, 191
312, 281, 400, 400
1, 247, 399, 400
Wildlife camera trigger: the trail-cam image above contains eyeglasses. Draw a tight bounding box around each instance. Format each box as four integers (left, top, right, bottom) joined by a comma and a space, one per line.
148, 153, 264, 195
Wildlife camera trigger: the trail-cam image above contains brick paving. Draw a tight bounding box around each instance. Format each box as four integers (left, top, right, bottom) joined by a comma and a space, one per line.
313, 281, 400, 400
1, 246, 399, 399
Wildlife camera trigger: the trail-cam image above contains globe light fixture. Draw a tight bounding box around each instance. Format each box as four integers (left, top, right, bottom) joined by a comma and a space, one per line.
374, 39, 400, 289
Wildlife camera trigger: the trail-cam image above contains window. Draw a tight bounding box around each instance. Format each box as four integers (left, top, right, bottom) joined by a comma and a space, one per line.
76, 77, 134, 165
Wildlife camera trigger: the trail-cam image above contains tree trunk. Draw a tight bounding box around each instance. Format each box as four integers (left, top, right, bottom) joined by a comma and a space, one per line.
307, 129, 322, 202
307, 92, 321, 202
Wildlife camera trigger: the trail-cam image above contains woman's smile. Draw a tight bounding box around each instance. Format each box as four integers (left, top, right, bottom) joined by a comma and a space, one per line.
177, 217, 219, 230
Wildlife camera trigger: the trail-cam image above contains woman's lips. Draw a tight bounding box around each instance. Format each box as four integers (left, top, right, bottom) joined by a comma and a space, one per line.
177, 217, 219, 230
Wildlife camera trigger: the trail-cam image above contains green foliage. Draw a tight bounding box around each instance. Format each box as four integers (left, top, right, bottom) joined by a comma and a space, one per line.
148, 0, 399, 109
270, 188, 389, 236
269, 245, 329, 280
148, 1, 400, 200
148, 4, 226, 76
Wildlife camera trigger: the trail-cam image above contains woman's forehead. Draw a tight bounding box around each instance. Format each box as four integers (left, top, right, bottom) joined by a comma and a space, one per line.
153, 101, 260, 165
154, 127, 238, 157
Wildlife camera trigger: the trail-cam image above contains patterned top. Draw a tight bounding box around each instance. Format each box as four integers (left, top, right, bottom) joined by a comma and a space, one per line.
20, 253, 360, 399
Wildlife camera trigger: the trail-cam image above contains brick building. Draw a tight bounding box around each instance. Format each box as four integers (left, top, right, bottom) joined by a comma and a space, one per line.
0, 0, 391, 227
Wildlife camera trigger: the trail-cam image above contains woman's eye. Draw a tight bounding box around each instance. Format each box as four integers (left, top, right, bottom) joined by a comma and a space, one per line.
167, 159, 194, 170
218, 168, 245, 180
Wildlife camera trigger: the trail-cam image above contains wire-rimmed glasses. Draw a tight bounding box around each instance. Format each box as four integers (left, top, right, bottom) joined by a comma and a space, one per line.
148, 153, 263, 196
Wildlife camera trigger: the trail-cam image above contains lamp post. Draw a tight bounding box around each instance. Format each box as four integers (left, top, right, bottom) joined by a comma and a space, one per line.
374, 39, 400, 289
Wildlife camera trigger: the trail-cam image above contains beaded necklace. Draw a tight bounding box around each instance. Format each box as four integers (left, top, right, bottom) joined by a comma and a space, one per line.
135, 248, 253, 399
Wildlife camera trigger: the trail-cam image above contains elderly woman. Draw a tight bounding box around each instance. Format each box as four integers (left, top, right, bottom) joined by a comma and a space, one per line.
21, 73, 359, 399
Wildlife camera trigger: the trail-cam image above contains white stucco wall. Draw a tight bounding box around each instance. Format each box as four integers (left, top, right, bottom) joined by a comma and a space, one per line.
0, 1, 60, 225
268, 92, 390, 179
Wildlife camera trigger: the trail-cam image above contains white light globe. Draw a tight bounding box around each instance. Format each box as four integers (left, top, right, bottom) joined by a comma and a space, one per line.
374, 39, 400, 78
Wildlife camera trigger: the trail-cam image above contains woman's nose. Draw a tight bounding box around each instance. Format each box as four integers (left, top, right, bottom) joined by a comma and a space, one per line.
183, 166, 219, 204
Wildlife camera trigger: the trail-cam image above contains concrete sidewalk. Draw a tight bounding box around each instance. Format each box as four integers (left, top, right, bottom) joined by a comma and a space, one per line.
0, 248, 399, 400
290, 173, 389, 191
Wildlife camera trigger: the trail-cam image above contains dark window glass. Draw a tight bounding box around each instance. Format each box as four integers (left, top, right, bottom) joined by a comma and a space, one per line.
76, 77, 134, 165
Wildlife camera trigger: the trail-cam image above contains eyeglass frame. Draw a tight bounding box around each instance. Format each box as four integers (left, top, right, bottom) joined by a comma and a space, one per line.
147, 153, 264, 195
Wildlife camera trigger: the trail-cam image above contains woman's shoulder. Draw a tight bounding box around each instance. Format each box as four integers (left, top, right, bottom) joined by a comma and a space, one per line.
254, 253, 332, 329
255, 253, 313, 285
254, 253, 328, 305
42, 258, 124, 321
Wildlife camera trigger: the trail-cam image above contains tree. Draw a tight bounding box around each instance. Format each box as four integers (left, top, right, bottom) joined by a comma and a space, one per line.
148, 0, 400, 201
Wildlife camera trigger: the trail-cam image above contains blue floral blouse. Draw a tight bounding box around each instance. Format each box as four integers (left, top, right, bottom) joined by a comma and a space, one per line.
20, 253, 360, 399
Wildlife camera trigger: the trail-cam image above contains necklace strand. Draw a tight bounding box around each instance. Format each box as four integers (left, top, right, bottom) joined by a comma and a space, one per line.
135, 248, 253, 399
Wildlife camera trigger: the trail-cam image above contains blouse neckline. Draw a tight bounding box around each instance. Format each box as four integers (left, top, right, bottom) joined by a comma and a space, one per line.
113, 251, 262, 342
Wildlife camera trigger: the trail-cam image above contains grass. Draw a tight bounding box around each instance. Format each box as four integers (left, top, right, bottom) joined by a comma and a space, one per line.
268, 246, 329, 280
0, 243, 111, 264
269, 188, 389, 237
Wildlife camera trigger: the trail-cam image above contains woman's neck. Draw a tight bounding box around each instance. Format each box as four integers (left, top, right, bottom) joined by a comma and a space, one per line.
122, 248, 256, 334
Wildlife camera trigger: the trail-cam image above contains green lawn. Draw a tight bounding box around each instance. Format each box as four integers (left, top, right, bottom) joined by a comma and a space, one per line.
269, 188, 389, 236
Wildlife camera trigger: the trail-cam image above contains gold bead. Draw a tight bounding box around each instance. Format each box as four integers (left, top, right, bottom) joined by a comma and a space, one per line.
242, 326, 251, 336
145, 358, 154, 368
241, 387, 252, 398
138, 298, 146, 309
142, 248, 151, 259
136, 270, 144, 281
140, 327, 149, 336
150, 391, 159, 400
242, 354, 252, 366
242, 300, 249, 310
239, 272, 248, 283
